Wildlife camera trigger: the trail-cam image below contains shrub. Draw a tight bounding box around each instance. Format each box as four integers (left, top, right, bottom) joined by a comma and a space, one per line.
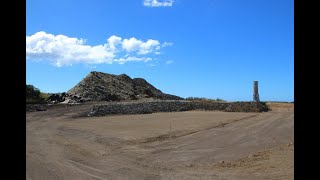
186, 97, 226, 102
26, 84, 46, 104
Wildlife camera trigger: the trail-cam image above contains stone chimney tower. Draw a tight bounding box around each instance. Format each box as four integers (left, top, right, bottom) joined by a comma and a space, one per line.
253, 81, 260, 102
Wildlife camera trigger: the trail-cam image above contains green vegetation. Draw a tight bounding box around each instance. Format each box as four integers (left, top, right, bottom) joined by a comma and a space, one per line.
40, 92, 51, 99
186, 97, 226, 102
26, 84, 50, 104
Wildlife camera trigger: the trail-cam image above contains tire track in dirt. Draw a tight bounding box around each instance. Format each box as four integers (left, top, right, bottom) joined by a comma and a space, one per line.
27, 106, 293, 179
67, 159, 110, 180
132, 112, 293, 169
124, 113, 260, 146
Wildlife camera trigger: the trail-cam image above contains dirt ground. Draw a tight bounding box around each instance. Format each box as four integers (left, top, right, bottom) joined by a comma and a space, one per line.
266, 102, 294, 112
26, 103, 294, 180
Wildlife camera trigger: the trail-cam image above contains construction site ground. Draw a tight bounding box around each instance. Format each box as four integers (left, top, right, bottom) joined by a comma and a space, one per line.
27, 102, 294, 179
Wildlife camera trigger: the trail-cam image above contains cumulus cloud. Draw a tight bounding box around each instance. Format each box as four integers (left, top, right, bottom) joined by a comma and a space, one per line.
107, 35, 122, 51
144, 0, 174, 7
122, 37, 160, 54
26, 31, 172, 67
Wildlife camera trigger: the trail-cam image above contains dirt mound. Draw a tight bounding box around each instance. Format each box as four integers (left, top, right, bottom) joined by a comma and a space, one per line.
87, 101, 269, 117
87, 100, 192, 116
214, 142, 294, 168
225, 102, 269, 112
67, 71, 183, 102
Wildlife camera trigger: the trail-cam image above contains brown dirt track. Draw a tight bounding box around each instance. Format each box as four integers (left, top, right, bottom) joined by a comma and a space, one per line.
27, 103, 294, 179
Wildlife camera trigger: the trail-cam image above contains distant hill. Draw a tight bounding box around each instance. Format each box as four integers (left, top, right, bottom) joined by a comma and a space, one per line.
66, 71, 183, 102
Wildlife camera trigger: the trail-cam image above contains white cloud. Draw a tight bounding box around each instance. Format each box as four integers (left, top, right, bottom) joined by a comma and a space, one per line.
144, 0, 174, 7
114, 57, 152, 64
107, 35, 122, 51
26, 31, 172, 67
26, 31, 114, 67
122, 38, 160, 55
162, 42, 173, 47
121, 38, 142, 52
165, 60, 174, 64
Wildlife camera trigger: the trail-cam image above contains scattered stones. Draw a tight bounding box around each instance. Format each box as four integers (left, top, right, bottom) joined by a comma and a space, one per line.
26, 104, 48, 112
47, 92, 89, 104
47, 93, 67, 103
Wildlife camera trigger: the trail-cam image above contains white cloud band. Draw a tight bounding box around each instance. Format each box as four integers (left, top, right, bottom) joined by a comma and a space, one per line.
144, 0, 174, 7
26, 31, 172, 67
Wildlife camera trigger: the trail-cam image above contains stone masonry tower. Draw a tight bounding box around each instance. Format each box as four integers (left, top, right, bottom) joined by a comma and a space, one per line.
253, 81, 260, 102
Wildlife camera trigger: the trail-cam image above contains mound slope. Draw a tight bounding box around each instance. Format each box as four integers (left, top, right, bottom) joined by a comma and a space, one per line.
67, 71, 182, 102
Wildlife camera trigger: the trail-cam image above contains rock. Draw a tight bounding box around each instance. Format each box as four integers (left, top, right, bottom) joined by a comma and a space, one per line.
47, 93, 68, 103
47, 92, 88, 104
26, 104, 48, 112
60, 99, 70, 104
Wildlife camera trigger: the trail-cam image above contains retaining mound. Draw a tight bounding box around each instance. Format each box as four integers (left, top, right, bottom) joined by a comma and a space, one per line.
87, 101, 269, 117
225, 102, 269, 112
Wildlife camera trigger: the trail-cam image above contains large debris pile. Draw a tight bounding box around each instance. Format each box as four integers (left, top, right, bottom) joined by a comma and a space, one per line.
47, 93, 88, 104
63, 71, 182, 102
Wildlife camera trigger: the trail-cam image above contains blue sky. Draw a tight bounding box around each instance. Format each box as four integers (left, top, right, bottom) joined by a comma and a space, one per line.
26, 0, 294, 102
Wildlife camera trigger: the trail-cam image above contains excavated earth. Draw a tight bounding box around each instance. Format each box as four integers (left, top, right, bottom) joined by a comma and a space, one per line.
87, 100, 269, 116
27, 102, 293, 179
66, 71, 183, 102
26, 100, 269, 114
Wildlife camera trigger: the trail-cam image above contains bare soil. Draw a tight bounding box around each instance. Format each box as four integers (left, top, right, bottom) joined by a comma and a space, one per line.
27, 103, 294, 179
266, 102, 294, 112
